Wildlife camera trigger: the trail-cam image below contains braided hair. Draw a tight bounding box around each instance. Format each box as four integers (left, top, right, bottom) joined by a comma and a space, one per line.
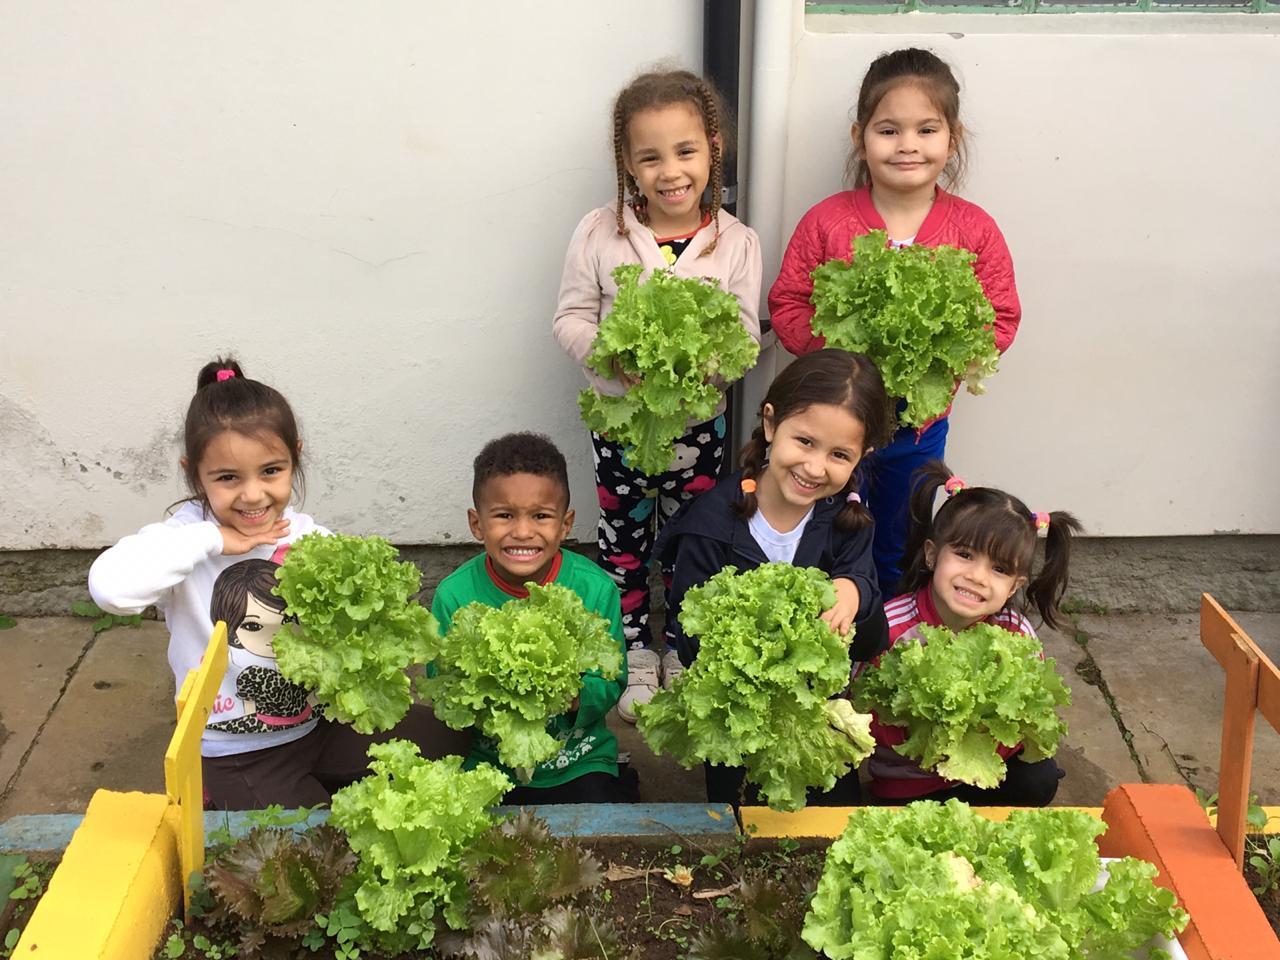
734, 350, 893, 533
610, 68, 730, 256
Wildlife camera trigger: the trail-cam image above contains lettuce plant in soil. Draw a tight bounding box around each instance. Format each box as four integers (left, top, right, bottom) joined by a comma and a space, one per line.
580, 264, 759, 475
810, 229, 1000, 428
274, 532, 438, 734
852, 622, 1070, 788
419, 582, 622, 770
326, 741, 512, 955
636, 563, 874, 811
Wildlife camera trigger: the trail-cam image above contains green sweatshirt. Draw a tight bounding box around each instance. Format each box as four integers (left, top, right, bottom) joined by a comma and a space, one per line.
429, 549, 627, 788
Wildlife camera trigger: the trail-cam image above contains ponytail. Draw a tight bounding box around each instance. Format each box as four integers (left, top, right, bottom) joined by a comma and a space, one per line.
1026, 511, 1083, 632
834, 483, 874, 533
897, 460, 954, 595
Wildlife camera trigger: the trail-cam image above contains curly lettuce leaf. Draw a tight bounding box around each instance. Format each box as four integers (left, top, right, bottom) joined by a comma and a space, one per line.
418, 583, 622, 770
852, 622, 1070, 788
802, 801, 1188, 960
579, 264, 758, 475
328, 742, 510, 953
811, 230, 1000, 428
636, 563, 873, 811
274, 532, 437, 734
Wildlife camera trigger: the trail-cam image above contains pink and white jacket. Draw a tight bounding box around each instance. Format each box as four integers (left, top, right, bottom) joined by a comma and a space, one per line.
767, 187, 1019, 428
863, 586, 1035, 800
552, 202, 762, 411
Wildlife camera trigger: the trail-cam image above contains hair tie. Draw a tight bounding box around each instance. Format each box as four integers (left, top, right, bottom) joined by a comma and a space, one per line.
846, 491, 862, 505
943, 475, 966, 497
216, 368, 236, 382
1032, 511, 1050, 534
740, 478, 757, 495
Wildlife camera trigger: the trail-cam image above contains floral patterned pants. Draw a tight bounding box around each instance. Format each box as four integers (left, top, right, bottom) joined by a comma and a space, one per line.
591, 414, 726, 649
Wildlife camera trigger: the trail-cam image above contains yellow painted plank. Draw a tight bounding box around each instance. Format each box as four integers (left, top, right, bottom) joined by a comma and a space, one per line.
13, 790, 181, 960
164, 621, 228, 912
741, 805, 1106, 838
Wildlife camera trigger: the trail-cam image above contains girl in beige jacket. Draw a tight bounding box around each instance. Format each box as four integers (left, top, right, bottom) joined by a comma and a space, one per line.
552, 68, 762, 724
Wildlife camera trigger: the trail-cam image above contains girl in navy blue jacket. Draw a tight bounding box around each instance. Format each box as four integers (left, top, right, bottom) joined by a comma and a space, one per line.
657, 349, 893, 805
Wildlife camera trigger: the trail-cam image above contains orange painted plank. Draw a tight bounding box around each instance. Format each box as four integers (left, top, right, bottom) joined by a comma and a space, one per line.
1100, 783, 1280, 960
1216, 634, 1259, 868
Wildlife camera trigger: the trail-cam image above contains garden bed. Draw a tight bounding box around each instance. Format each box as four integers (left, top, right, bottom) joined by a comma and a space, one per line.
0, 853, 57, 956
1245, 836, 1280, 937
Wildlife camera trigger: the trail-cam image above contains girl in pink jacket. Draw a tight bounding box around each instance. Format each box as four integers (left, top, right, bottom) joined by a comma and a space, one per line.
553, 69, 762, 723
768, 48, 1020, 594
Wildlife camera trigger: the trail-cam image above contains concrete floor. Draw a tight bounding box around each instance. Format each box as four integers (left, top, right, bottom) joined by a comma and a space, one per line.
2, 610, 1278, 819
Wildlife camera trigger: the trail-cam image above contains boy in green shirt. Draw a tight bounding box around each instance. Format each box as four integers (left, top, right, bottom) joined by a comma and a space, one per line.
431, 432, 628, 803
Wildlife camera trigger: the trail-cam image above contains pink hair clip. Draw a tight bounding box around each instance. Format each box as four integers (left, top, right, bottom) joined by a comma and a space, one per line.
1033, 511, 1050, 533
216, 368, 236, 382
944, 476, 966, 497
846, 491, 862, 504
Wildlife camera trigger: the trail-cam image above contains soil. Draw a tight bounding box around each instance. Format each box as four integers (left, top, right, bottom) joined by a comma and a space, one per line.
1244, 836, 1280, 937
156, 837, 829, 959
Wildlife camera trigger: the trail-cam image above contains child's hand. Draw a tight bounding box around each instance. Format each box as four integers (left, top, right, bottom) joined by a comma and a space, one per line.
611, 359, 643, 389
220, 517, 290, 556
821, 578, 861, 637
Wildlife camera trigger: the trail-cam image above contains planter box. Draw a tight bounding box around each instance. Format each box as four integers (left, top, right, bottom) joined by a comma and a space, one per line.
4, 787, 1278, 959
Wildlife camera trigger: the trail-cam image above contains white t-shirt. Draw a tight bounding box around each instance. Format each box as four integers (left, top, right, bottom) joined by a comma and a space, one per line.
747, 506, 814, 565
89, 500, 331, 757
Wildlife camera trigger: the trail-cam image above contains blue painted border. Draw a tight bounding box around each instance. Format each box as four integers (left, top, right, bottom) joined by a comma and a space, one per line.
0, 803, 736, 853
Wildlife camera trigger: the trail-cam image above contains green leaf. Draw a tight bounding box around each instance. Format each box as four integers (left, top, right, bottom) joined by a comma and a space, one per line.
0, 615, 16, 630
811, 230, 1000, 427
274, 533, 438, 734
70, 599, 103, 617
636, 564, 872, 811
418, 583, 622, 770
852, 622, 1070, 789
328, 744, 510, 953
579, 266, 758, 475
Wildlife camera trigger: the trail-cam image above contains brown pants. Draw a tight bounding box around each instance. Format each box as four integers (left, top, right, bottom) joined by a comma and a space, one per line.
202, 705, 472, 810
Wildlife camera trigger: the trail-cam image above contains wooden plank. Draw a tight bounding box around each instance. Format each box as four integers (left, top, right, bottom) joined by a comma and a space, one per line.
1262, 664, 1280, 732
162, 621, 228, 914
1200, 594, 1243, 670
1215, 632, 1259, 868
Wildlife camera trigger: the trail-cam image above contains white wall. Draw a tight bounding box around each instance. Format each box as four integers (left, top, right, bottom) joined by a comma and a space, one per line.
770, 11, 1280, 536
4, 4, 1277, 549
0, 2, 703, 549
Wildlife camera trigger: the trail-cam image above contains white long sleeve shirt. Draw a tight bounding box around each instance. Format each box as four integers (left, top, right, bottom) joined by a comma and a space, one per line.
89, 500, 331, 757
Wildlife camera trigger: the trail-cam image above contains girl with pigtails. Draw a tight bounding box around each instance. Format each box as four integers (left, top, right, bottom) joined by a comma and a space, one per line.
656, 349, 893, 805
862, 460, 1082, 805
552, 68, 762, 723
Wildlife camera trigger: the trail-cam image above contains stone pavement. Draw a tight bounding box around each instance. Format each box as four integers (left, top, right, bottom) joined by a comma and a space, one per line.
1, 610, 1277, 820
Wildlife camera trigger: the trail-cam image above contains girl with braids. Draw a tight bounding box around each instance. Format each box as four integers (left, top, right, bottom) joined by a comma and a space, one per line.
553, 68, 762, 723
768, 48, 1020, 593
656, 350, 892, 805
860, 460, 1081, 805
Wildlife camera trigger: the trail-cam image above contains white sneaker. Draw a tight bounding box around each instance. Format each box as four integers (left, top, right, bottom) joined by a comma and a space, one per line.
660, 649, 685, 690
616, 648, 661, 723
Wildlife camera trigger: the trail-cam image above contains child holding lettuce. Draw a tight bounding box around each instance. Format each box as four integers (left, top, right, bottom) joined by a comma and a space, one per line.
552, 69, 762, 723
429, 433, 632, 805
656, 350, 893, 805
767, 49, 1020, 593
860, 460, 1080, 804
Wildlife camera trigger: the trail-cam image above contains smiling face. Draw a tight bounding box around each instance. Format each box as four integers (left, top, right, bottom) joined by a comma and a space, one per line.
193, 429, 295, 538
757, 403, 869, 530
856, 81, 955, 200
468, 472, 574, 589
624, 102, 713, 236
925, 541, 1028, 632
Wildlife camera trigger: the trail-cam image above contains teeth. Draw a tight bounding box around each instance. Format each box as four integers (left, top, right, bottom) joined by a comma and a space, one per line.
505, 548, 539, 557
